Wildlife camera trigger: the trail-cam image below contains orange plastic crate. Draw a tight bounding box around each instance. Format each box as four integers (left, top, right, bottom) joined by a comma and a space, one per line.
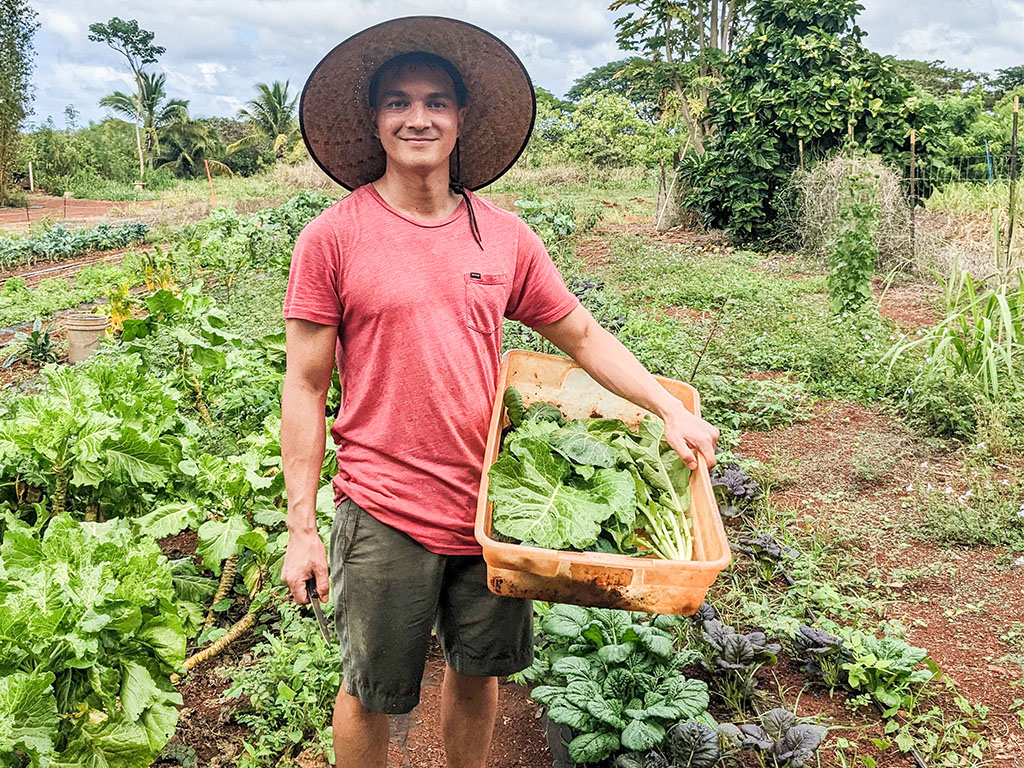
475, 350, 731, 616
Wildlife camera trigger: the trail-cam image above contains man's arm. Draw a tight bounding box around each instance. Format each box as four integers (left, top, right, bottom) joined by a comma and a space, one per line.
535, 304, 719, 470
280, 318, 338, 604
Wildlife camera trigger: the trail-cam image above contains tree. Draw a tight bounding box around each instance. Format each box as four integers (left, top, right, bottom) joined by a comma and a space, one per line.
563, 93, 656, 167
0, 0, 38, 206
892, 59, 987, 98
608, 1, 751, 227
100, 72, 188, 168
566, 57, 661, 120
610, 0, 751, 155
158, 120, 231, 178
685, 0, 940, 242
231, 81, 298, 158
88, 17, 165, 179
992, 65, 1024, 101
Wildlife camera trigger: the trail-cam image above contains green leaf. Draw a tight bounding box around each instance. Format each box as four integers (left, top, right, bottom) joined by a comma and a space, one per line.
597, 643, 633, 664
196, 516, 251, 573
621, 718, 665, 751
673, 678, 711, 720
568, 731, 620, 764
552, 656, 595, 681
0, 669, 57, 766
55, 708, 152, 768
547, 701, 593, 731
636, 626, 675, 659
488, 438, 634, 550
541, 604, 592, 640
120, 661, 160, 721
137, 613, 186, 669
135, 502, 202, 539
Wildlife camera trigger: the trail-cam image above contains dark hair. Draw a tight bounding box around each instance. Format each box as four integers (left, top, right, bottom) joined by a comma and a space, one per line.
368, 51, 468, 109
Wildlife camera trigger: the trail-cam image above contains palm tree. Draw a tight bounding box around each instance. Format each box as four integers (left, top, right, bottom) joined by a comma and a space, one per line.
231, 80, 298, 158
100, 72, 188, 169
157, 120, 232, 178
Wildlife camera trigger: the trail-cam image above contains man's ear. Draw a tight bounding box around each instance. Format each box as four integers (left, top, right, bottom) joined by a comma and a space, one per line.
370, 108, 379, 139
456, 106, 467, 137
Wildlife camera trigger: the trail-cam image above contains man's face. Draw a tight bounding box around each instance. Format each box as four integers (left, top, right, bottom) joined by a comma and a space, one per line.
371, 65, 466, 177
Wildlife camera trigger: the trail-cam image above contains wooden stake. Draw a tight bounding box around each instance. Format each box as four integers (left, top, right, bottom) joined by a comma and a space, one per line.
204, 158, 217, 207
27, 160, 33, 192
798, 138, 804, 171
1007, 95, 1019, 260
909, 128, 917, 260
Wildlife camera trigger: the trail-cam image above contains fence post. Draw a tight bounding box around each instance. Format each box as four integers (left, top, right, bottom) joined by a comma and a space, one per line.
909, 128, 916, 260
798, 138, 804, 171
1008, 95, 1019, 260
28, 160, 33, 192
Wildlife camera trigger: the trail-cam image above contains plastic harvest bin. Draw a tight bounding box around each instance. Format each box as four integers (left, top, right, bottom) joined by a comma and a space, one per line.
475, 349, 731, 616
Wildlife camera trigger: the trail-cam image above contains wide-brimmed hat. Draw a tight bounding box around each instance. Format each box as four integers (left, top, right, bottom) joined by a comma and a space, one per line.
299, 16, 536, 191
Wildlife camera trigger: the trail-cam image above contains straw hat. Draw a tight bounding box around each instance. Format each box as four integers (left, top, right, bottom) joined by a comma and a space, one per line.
299, 16, 536, 191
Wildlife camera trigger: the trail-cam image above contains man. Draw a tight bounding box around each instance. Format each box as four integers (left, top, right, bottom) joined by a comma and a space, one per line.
279, 16, 719, 768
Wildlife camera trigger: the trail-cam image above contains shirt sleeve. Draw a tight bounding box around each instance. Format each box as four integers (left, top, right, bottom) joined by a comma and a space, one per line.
283, 212, 343, 326
504, 220, 580, 328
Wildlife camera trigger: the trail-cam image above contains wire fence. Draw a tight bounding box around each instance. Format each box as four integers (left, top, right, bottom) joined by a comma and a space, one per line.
909, 151, 1023, 187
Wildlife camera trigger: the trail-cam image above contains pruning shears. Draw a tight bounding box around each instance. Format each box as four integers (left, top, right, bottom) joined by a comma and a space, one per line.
305, 577, 332, 643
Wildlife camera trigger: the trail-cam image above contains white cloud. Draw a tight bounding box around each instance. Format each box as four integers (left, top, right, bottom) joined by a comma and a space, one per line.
859, 0, 1024, 74
25, 0, 1024, 128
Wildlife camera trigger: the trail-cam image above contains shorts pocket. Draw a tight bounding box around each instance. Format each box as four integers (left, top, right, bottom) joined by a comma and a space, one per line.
465, 272, 508, 334
331, 498, 362, 565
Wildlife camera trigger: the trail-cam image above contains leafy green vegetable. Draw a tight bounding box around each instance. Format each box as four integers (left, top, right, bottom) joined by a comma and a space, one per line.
0, 514, 185, 768
520, 604, 708, 765
489, 437, 635, 550
488, 388, 695, 559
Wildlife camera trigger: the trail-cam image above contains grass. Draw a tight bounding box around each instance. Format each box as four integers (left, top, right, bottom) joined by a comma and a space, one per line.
925, 180, 1022, 214
588, 237, 902, 401
914, 465, 1024, 550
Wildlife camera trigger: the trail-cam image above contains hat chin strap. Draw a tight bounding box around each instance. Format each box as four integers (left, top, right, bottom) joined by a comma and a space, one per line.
450, 140, 484, 250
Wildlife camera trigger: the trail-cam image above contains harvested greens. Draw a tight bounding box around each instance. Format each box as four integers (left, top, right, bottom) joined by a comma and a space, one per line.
487, 387, 694, 560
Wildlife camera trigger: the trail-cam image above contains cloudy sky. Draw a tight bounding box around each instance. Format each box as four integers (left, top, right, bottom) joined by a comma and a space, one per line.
25, 0, 1024, 128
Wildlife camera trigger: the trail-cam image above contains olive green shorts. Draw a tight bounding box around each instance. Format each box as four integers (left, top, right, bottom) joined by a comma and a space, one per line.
329, 497, 533, 714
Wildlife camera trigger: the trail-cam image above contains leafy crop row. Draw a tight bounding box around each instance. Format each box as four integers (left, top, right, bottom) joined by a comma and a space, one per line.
0, 193, 334, 768
0, 221, 148, 270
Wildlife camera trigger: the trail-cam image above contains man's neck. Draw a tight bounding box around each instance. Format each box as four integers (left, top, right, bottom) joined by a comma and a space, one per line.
372, 166, 463, 221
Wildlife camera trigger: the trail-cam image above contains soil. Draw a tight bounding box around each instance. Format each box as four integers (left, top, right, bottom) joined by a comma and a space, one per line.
386, 644, 550, 768
873, 279, 941, 329
738, 400, 1024, 766
0, 194, 151, 229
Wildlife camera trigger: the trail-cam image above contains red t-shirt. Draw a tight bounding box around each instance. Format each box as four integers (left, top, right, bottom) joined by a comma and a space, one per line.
283, 184, 580, 554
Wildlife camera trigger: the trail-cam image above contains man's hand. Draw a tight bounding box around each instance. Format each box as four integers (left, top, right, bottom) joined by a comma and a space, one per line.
280, 530, 330, 605
662, 402, 720, 471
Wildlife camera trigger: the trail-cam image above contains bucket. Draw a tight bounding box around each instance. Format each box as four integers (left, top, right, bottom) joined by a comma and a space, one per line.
64, 312, 109, 363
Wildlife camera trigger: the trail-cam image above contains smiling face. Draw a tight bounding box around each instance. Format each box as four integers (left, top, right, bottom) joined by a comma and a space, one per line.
371, 64, 467, 179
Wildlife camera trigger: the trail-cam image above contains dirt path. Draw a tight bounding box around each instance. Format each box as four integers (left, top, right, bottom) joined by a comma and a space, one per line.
0, 195, 151, 230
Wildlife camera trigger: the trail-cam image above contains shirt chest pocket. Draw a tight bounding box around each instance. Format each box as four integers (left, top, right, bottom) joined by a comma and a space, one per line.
464, 272, 509, 334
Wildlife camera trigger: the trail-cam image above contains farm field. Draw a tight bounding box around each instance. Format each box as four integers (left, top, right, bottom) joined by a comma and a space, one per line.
1, 168, 1022, 768
3, 1, 1024, 766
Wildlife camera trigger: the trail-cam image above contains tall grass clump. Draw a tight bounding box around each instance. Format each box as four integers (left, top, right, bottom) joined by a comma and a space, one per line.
781, 150, 912, 270
884, 257, 1024, 401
